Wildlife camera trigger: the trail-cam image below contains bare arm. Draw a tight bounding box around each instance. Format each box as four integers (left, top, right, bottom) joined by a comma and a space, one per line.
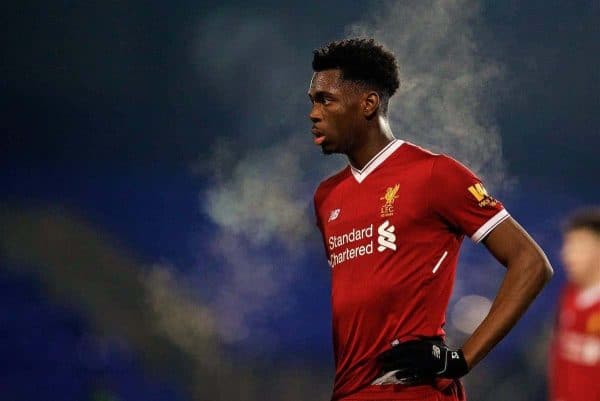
461, 217, 553, 369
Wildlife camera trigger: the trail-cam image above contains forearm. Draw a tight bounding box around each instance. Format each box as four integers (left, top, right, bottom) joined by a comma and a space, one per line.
380, 219, 553, 381
461, 252, 552, 368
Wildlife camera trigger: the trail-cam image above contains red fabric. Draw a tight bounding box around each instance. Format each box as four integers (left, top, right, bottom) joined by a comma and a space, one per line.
549, 284, 600, 401
314, 142, 505, 400
339, 380, 466, 401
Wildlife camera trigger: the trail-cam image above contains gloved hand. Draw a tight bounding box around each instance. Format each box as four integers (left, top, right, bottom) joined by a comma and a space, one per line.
377, 339, 469, 380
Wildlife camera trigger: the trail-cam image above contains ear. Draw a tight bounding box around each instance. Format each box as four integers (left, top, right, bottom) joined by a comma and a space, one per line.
362, 91, 380, 118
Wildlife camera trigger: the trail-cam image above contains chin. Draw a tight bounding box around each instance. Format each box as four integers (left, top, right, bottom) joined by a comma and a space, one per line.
320, 141, 341, 155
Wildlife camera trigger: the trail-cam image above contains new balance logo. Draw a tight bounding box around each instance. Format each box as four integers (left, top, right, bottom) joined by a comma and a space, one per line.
377, 220, 397, 252
328, 208, 341, 222
432, 345, 441, 359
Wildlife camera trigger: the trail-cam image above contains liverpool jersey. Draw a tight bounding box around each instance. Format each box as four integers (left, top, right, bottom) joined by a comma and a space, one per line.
549, 284, 600, 401
313, 140, 507, 400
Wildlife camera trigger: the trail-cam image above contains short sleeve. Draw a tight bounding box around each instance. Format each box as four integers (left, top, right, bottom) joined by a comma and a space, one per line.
430, 155, 509, 242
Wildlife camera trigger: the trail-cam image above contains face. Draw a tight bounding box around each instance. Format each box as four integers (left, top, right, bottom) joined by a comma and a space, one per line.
561, 228, 600, 288
307, 69, 365, 155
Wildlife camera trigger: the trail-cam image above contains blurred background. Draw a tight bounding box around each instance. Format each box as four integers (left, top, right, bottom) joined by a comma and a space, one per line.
1, 1, 598, 400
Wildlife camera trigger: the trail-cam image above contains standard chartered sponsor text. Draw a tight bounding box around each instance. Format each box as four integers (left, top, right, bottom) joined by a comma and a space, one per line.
328, 224, 374, 268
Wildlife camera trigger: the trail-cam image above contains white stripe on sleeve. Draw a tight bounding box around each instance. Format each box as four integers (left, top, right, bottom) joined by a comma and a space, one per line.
471, 209, 510, 243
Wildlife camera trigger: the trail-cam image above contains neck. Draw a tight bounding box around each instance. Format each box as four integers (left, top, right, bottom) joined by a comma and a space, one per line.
347, 115, 396, 170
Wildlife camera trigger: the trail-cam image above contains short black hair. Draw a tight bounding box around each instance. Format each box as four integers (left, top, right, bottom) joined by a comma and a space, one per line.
563, 207, 600, 236
312, 38, 400, 114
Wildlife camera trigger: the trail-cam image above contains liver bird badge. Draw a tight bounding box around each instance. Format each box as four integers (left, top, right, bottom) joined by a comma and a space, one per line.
380, 184, 400, 217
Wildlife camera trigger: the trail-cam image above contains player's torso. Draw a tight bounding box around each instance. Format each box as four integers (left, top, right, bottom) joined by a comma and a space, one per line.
551, 286, 600, 401
320, 157, 447, 318
555, 286, 600, 367
316, 143, 462, 376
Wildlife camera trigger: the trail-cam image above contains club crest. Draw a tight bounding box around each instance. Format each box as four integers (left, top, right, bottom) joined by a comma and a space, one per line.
380, 184, 400, 217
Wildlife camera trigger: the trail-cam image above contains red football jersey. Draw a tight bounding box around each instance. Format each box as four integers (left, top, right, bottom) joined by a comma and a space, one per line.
313, 140, 507, 400
549, 284, 600, 401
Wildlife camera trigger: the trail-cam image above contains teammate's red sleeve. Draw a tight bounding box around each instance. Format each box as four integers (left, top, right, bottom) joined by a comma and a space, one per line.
429, 155, 508, 242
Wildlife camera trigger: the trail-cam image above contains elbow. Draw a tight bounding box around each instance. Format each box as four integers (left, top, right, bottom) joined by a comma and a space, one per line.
544, 253, 554, 279
530, 251, 554, 286
540, 259, 554, 284
510, 245, 554, 288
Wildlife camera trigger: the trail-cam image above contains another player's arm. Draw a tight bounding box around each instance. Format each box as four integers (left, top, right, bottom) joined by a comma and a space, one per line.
461, 216, 553, 369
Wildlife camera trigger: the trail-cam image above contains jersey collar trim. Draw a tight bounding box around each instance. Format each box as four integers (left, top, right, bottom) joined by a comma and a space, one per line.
350, 139, 404, 184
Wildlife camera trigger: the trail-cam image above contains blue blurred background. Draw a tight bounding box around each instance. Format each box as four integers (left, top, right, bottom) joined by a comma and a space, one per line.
1, 1, 598, 400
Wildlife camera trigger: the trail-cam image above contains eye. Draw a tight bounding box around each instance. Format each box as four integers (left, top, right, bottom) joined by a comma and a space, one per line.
311, 93, 334, 105
322, 95, 335, 105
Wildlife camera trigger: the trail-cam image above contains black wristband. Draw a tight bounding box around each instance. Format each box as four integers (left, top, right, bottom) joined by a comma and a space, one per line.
437, 347, 469, 378
378, 339, 470, 381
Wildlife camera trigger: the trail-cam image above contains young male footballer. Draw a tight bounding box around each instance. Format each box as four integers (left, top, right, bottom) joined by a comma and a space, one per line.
549, 208, 600, 401
309, 38, 553, 401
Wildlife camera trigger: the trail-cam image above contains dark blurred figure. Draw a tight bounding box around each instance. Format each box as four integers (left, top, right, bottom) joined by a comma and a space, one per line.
549, 208, 600, 401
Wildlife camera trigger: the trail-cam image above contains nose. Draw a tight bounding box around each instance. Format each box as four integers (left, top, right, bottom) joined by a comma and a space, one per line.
309, 103, 321, 123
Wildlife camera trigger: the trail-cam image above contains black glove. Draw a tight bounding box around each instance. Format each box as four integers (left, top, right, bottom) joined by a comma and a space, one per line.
378, 339, 469, 380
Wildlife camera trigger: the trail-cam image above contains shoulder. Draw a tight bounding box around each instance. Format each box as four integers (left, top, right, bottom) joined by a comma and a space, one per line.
394, 142, 467, 174
431, 152, 472, 171
316, 165, 350, 191
376, 141, 439, 178
398, 141, 440, 163
397, 142, 477, 181
314, 166, 350, 205
430, 152, 480, 183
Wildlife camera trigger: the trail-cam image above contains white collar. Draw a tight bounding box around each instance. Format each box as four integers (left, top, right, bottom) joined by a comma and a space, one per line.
350, 139, 404, 184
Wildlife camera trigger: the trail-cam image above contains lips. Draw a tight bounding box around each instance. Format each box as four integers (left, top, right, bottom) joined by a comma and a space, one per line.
312, 127, 326, 145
